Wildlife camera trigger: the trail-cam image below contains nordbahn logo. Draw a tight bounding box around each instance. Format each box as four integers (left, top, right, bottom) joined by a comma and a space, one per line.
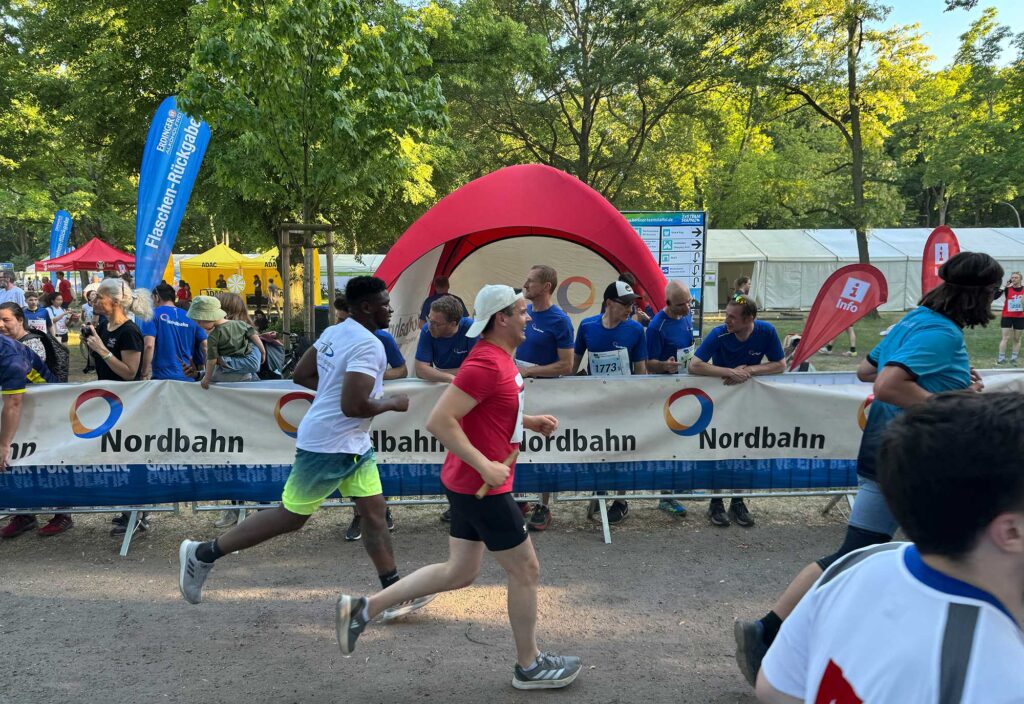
275, 392, 315, 438
70, 389, 124, 439
664, 387, 825, 450
556, 276, 595, 315
663, 388, 714, 437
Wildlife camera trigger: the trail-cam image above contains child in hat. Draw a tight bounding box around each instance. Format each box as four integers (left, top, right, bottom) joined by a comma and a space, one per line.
187, 295, 266, 389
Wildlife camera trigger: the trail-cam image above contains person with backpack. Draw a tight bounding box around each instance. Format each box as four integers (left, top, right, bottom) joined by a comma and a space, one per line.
0, 302, 69, 383
42, 291, 71, 343
0, 302, 72, 537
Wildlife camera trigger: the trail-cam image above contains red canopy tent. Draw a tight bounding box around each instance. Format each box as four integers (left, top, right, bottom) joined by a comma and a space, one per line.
35, 237, 135, 273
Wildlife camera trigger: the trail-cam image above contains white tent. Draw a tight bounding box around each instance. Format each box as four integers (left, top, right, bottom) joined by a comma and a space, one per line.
807, 229, 908, 312
705, 227, 1024, 312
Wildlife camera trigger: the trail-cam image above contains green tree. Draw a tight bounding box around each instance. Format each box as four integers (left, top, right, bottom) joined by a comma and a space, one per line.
180, 0, 448, 252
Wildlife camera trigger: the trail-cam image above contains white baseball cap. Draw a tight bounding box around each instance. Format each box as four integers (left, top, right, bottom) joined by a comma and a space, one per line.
466, 284, 524, 337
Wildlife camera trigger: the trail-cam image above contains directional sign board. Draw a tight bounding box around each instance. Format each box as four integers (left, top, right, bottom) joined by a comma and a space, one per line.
621, 211, 707, 307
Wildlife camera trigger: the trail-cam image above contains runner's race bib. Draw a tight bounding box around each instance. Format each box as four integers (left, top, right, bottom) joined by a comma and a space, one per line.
511, 372, 525, 444
26, 318, 47, 333
1009, 296, 1023, 313
676, 344, 696, 372
589, 348, 630, 376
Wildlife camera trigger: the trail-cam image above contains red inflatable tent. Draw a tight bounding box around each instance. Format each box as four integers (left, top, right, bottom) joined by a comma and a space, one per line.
35, 237, 135, 273
378, 164, 668, 349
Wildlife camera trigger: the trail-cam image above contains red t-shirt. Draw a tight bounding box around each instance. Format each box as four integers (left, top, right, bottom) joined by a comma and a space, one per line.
440, 340, 524, 495
1002, 286, 1024, 318
41, 281, 54, 294
58, 279, 72, 303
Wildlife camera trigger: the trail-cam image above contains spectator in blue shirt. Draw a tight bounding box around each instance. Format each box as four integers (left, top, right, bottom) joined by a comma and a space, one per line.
418, 276, 468, 326
646, 280, 694, 375
414, 295, 476, 383
689, 293, 784, 529
518, 264, 575, 532
646, 280, 695, 517
572, 281, 648, 377
139, 283, 208, 381
572, 280, 648, 525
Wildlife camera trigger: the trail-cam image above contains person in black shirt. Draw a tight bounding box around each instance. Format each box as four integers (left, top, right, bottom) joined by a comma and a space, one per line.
83, 278, 152, 381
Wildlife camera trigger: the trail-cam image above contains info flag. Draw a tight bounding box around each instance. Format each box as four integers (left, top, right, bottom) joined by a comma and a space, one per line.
921, 226, 960, 296
134, 96, 210, 291
789, 264, 888, 371
48, 210, 72, 283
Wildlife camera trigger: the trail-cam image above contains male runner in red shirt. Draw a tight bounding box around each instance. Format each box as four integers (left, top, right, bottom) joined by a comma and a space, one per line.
336, 284, 582, 690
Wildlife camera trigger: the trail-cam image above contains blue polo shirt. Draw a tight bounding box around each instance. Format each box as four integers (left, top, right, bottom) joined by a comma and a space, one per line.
376, 329, 405, 369
646, 310, 694, 362
1, 334, 56, 393
415, 317, 477, 369
138, 304, 208, 381
856, 306, 970, 479
517, 304, 574, 367
574, 315, 647, 362
694, 320, 784, 369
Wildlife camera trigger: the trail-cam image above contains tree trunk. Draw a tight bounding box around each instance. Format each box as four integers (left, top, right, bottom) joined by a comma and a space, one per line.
847, 12, 877, 318
937, 184, 947, 225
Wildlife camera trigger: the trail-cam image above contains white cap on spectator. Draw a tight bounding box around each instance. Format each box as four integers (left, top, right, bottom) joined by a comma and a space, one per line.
466, 284, 524, 337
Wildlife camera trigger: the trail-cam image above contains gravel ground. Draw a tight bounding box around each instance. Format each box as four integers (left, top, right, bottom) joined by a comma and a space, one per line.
0, 496, 851, 704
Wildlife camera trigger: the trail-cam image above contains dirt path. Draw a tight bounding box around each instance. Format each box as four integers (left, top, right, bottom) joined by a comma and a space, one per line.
0, 497, 848, 704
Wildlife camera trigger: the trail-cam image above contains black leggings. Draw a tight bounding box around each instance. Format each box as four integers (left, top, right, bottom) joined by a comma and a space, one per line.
815, 525, 892, 571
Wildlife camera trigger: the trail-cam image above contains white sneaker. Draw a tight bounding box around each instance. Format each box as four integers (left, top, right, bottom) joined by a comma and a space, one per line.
178, 539, 215, 604
214, 509, 238, 528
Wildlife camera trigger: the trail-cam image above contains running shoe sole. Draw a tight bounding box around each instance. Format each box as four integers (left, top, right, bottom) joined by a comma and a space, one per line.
379, 593, 437, 622
734, 620, 767, 687
336, 595, 367, 656
512, 660, 582, 690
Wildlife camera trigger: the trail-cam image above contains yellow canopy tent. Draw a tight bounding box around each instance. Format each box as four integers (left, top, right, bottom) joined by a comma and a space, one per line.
178, 244, 248, 294
241, 247, 322, 305
162, 256, 175, 286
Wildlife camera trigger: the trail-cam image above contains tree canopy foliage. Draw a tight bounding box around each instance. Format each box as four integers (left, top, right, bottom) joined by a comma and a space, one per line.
2, 0, 1023, 265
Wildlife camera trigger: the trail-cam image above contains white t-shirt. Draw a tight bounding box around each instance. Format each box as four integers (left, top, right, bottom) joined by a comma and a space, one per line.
295, 318, 385, 455
762, 542, 1024, 704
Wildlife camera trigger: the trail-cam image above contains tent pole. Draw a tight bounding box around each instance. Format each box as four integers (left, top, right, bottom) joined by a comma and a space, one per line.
325, 229, 335, 304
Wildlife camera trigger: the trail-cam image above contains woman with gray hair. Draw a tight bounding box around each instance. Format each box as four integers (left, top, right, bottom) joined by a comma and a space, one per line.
82, 278, 153, 382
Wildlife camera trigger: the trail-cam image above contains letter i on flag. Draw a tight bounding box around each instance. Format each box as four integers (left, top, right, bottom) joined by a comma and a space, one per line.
921, 226, 960, 296
789, 264, 888, 371
134, 96, 211, 292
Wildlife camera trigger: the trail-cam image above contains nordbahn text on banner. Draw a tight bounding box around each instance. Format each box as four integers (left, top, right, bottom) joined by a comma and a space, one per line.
134, 96, 211, 291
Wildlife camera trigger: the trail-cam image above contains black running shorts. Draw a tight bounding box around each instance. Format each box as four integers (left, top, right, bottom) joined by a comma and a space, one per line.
445, 488, 529, 552
1000, 316, 1024, 330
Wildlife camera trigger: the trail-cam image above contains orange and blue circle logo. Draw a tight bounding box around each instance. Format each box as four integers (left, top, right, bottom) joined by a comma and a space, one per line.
556, 276, 596, 315
664, 388, 714, 437
857, 394, 874, 430
275, 392, 315, 438
70, 389, 124, 439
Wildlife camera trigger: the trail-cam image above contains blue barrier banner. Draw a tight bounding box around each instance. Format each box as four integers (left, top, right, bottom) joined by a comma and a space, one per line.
47, 209, 72, 283
4, 373, 1020, 509
134, 96, 210, 291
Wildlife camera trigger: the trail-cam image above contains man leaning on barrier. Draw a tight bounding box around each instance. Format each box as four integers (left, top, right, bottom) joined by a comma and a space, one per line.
687, 293, 784, 528
516, 264, 575, 531
646, 280, 696, 517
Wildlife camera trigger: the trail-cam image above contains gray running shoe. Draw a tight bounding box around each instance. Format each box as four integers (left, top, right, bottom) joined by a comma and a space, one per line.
336, 595, 369, 656
178, 539, 215, 604
379, 593, 437, 622
512, 651, 582, 690
734, 619, 768, 687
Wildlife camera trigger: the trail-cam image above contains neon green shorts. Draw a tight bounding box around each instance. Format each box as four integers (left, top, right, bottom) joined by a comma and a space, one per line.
281, 448, 382, 516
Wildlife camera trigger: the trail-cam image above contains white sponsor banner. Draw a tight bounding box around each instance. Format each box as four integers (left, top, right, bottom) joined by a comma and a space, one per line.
10, 374, 1024, 468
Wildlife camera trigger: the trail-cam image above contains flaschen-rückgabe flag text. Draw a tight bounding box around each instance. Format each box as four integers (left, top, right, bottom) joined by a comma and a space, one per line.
134, 96, 210, 291
47, 210, 72, 282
